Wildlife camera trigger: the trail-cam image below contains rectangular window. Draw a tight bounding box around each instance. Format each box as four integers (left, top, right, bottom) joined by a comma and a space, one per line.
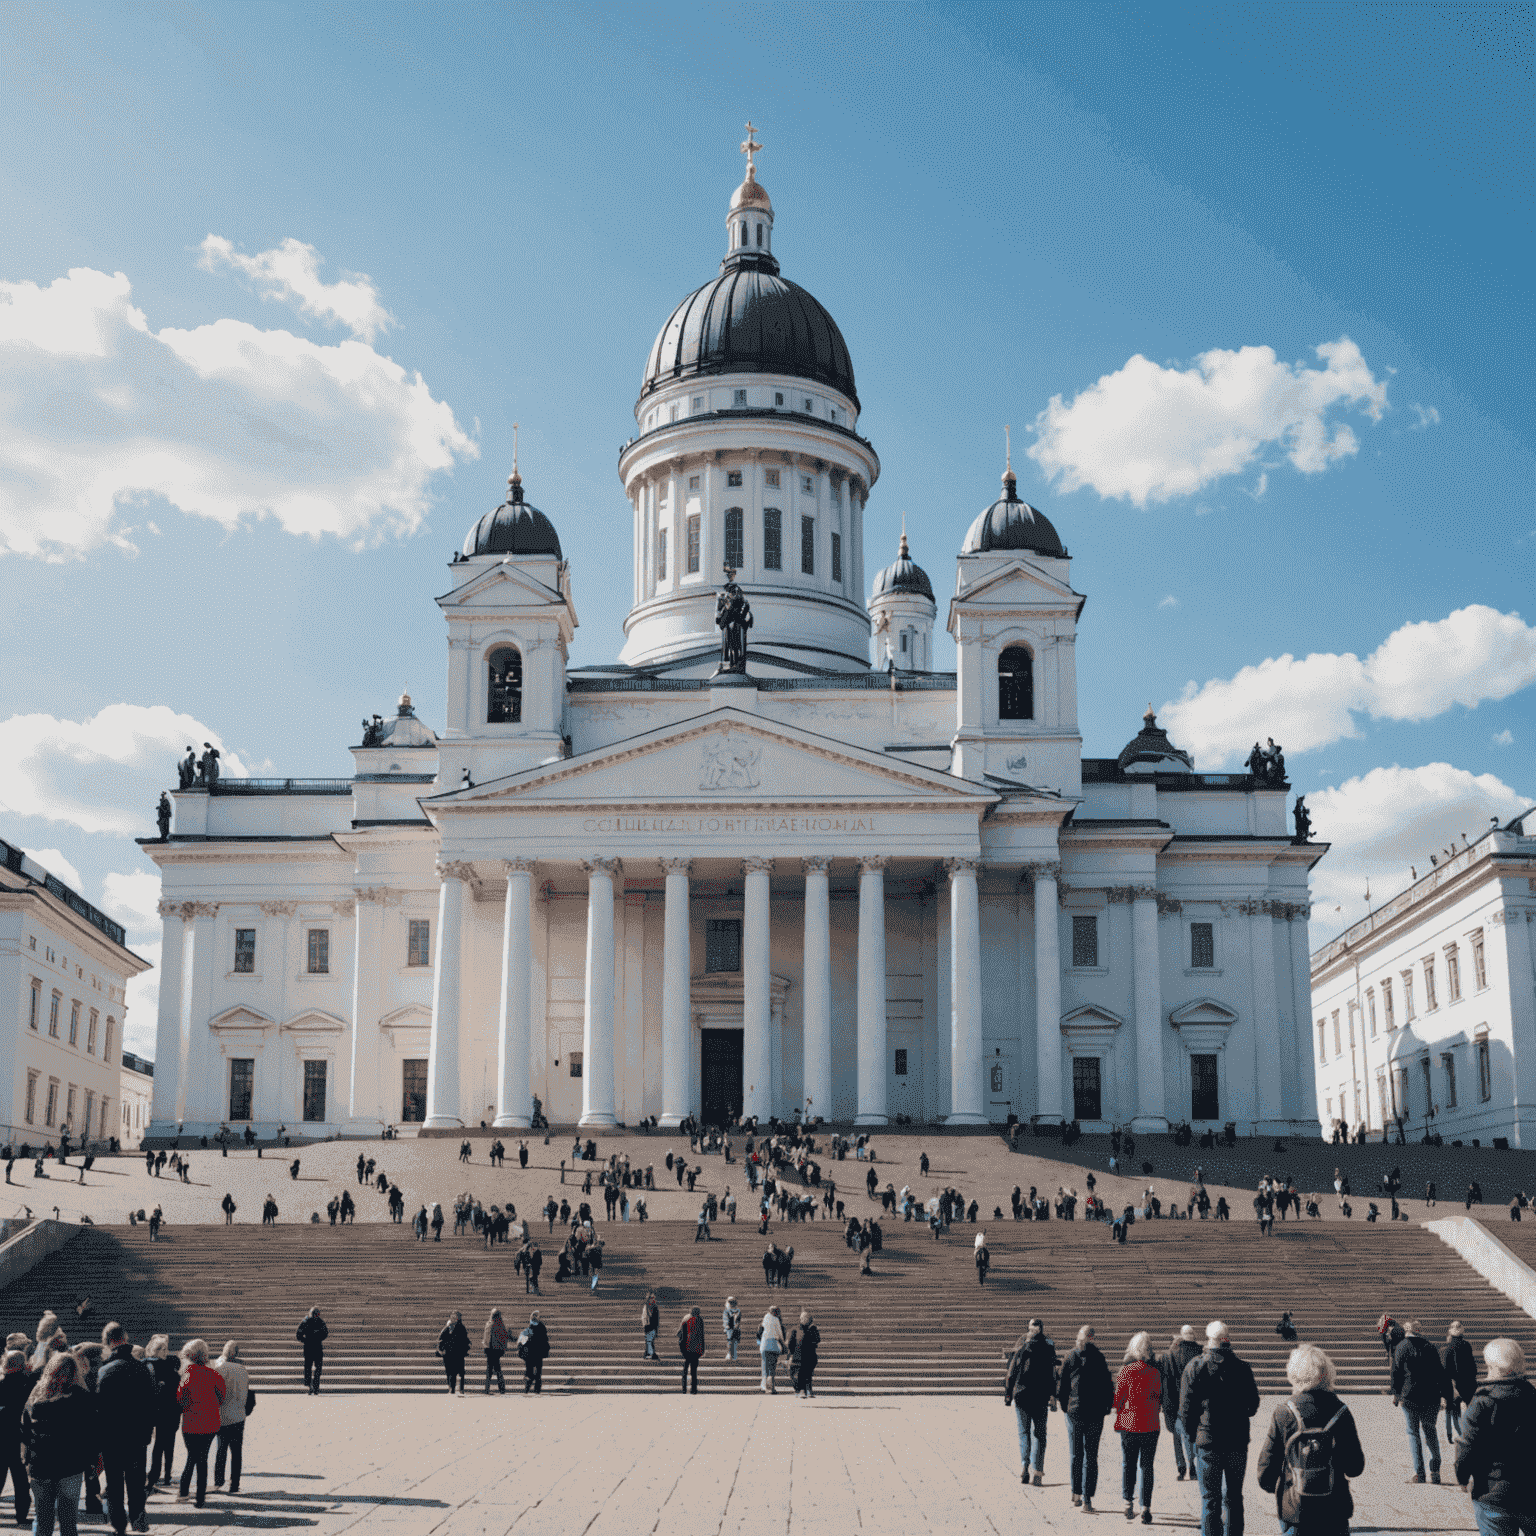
831, 531, 842, 583
307, 929, 330, 974
1421, 1056, 1435, 1116
1402, 970, 1416, 1020
569, 1050, 583, 1079
29, 981, 39, 1031
705, 918, 742, 974
686, 513, 700, 574
1190, 922, 1214, 968
803, 398, 813, 413
49, 993, 60, 1038
1382, 977, 1394, 1029
229, 1058, 254, 1120
763, 507, 782, 570
234, 928, 256, 973
1472, 930, 1487, 989
727, 469, 743, 487
1446, 946, 1461, 1001
764, 468, 780, 488
44, 1081, 58, 1128
1394, 1066, 1409, 1119
99, 1099, 109, 1139
801, 475, 815, 494
1478, 1041, 1492, 1102
800, 514, 815, 575
1346, 1003, 1356, 1048
65, 1085, 76, 1127
408, 919, 432, 967
724, 507, 744, 571
1071, 914, 1098, 969
68, 1002, 79, 1046
1191, 1053, 1219, 1120
1443, 1052, 1458, 1108
774, 392, 784, 407
691, 396, 703, 413
688, 475, 699, 491
87, 1010, 98, 1055
1367, 987, 1377, 1036
302, 1059, 327, 1122
84, 1091, 94, 1137
24, 1073, 37, 1126
656, 526, 667, 581
1423, 957, 1438, 1011
669, 404, 678, 422
894, 1048, 908, 1077
1332, 1011, 1341, 1056
1317, 1020, 1328, 1065
103, 1019, 114, 1062
401, 1059, 427, 1122
1072, 1056, 1102, 1121
733, 389, 747, 407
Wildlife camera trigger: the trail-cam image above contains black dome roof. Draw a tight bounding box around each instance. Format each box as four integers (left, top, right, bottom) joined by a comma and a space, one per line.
962, 470, 1066, 558
462, 474, 562, 560
642, 251, 858, 409
871, 532, 934, 603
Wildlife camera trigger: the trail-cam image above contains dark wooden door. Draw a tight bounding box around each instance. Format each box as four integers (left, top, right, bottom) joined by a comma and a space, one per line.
701, 1029, 743, 1127
1190, 1054, 1219, 1121
1072, 1056, 1101, 1121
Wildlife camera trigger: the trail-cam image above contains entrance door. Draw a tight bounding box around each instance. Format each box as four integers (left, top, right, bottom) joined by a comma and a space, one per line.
1190, 1054, 1219, 1121
1072, 1056, 1101, 1121
701, 1029, 743, 1127
401, 1059, 427, 1122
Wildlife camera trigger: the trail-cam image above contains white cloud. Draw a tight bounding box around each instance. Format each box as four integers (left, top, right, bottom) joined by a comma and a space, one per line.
1028, 337, 1387, 505
123, 939, 160, 1058
1493, 729, 1514, 746
101, 869, 163, 935
199, 235, 394, 342
1158, 594, 1179, 610
1410, 403, 1441, 430
1161, 605, 1536, 767
0, 704, 246, 836
0, 264, 475, 559
1306, 764, 1531, 945
21, 847, 83, 890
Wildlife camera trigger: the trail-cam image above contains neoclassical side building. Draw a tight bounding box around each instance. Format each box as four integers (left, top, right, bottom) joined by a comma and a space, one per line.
141, 148, 1326, 1138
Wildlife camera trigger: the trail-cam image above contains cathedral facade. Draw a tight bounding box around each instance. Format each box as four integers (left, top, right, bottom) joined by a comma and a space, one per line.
141, 151, 1325, 1138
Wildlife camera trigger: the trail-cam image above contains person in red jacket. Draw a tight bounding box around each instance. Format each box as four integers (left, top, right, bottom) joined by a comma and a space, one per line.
1113, 1331, 1163, 1524
174, 1340, 225, 1509
677, 1308, 706, 1395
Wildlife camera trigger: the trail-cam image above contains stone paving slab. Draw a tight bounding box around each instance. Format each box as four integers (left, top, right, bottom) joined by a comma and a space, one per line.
119, 1393, 1475, 1535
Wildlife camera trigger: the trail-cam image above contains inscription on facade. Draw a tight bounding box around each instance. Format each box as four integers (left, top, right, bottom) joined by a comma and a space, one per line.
580, 814, 877, 836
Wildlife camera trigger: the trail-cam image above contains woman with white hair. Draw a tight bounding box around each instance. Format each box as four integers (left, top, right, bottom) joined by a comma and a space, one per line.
212, 1341, 249, 1494
1256, 1345, 1364, 1535
1454, 1338, 1536, 1536
1112, 1332, 1162, 1523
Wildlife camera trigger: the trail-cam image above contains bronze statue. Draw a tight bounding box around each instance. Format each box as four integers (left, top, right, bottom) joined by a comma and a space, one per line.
1292, 796, 1312, 845
177, 746, 197, 790
197, 742, 221, 787
361, 714, 384, 747
714, 568, 753, 675
1244, 738, 1286, 785
156, 792, 171, 841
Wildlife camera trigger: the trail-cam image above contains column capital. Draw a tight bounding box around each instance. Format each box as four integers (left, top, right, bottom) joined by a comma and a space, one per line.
437, 860, 477, 884
742, 856, 775, 877
501, 858, 538, 877
582, 856, 623, 878
157, 899, 189, 920
944, 857, 981, 878
858, 854, 889, 875
660, 857, 694, 877
186, 901, 220, 919
800, 855, 833, 876
1106, 884, 1159, 904
259, 899, 299, 916
1024, 860, 1062, 883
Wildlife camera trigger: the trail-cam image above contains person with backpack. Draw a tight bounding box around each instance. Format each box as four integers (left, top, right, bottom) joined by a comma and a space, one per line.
483, 1311, 508, 1394
517, 1313, 550, 1395
677, 1307, 705, 1395
1441, 1322, 1478, 1444
1455, 1337, 1536, 1536
1057, 1324, 1115, 1512
1005, 1319, 1059, 1487
1180, 1320, 1261, 1536
1392, 1319, 1449, 1483
1113, 1331, 1162, 1524
1162, 1325, 1202, 1482
1257, 1345, 1366, 1536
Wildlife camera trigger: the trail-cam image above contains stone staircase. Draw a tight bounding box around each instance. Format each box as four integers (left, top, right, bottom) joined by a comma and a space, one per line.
6, 1216, 1535, 1396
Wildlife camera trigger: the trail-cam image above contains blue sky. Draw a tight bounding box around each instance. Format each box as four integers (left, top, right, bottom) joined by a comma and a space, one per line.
1, 1, 1531, 1051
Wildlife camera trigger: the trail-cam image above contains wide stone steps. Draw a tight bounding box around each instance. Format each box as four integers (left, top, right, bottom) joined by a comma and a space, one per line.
6, 1220, 1533, 1395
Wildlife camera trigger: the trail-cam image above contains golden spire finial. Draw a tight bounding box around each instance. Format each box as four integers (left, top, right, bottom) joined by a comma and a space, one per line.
899, 511, 909, 559
1005, 424, 1012, 474
508, 422, 522, 498
741, 121, 762, 178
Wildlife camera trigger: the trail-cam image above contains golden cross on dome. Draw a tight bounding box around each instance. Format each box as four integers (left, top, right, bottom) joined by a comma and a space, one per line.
740, 122, 762, 173
1004, 424, 1012, 474
509, 422, 521, 490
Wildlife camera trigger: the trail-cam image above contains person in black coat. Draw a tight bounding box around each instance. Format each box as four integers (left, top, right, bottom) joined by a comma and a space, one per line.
95, 1322, 157, 1536
1455, 1337, 1536, 1536
1392, 1320, 1448, 1483
1057, 1325, 1115, 1511
296, 1308, 328, 1395
1441, 1321, 1478, 1443
437, 1313, 471, 1395
1160, 1326, 1203, 1481
788, 1311, 821, 1399
520, 1313, 550, 1395
144, 1335, 181, 1487
1256, 1345, 1364, 1536
20, 1353, 98, 1536
0, 1350, 31, 1526
1006, 1319, 1059, 1486
1179, 1321, 1261, 1536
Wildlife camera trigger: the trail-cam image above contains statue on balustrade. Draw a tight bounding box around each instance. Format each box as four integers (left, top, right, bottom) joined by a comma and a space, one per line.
177, 746, 198, 789
714, 569, 753, 676
1244, 737, 1286, 785
155, 792, 171, 841
360, 714, 384, 747
197, 743, 221, 787
1292, 795, 1313, 845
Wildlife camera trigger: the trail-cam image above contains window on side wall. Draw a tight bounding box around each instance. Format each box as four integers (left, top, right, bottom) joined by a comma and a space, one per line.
723, 508, 744, 571
1472, 930, 1487, 990
1446, 945, 1461, 1001
1422, 956, 1438, 1011
687, 513, 701, 575
1190, 922, 1214, 969
763, 508, 782, 571
234, 928, 256, 973
656, 527, 667, 582
831, 531, 842, 584
87, 1010, 98, 1055
408, 919, 431, 967
800, 515, 814, 575
1478, 1040, 1492, 1102
307, 929, 330, 974
1071, 914, 1098, 969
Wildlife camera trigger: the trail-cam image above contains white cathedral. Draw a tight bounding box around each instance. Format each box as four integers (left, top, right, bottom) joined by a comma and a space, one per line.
143, 144, 1326, 1139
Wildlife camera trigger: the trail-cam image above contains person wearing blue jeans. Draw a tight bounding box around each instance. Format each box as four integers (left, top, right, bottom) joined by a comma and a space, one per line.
1402, 1403, 1441, 1481
1057, 1325, 1114, 1511
1160, 1325, 1203, 1482
1179, 1322, 1261, 1536
1196, 1447, 1249, 1536
1006, 1319, 1060, 1487
1067, 1414, 1105, 1503
1015, 1402, 1048, 1479
1392, 1320, 1448, 1484
1455, 1338, 1536, 1536
30, 1470, 83, 1536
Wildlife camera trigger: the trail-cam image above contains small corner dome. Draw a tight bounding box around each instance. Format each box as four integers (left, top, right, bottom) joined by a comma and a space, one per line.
366, 693, 437, 749
871, 532, 934, 604
729, 167, 772, 211
1117, 705, 1192, 775
462, 472, 562, 560
962, 470, 1066, 558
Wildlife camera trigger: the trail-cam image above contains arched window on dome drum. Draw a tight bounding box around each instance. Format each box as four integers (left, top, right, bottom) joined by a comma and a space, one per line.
724, 507, 744, 571
487, 646, 522, 724
998, 646, 1034, 721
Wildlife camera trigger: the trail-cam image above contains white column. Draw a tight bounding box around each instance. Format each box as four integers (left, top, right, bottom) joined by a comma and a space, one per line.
580, 857, 621, 1128
149, 901, 188, 1131
347, 889, 385, 1129
425, 862, 471, 1129
1250, 901, 1283, 1130
801, 857, 832, 1121
1131, 888, 1168, 1132
494, 860, 535, 1128
742, 857, 774, 1122
659, 858, 692, 1128
948, 858, 985, 1124
1032, 862, 1064, 1123
180, 902, 220, 1128
855, 854, 888, 1127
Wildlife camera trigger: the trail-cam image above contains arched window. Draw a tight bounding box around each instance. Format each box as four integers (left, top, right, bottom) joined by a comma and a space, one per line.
998, 645, 1034, 720
487, 646, 522, 723
724, 507, 744, 571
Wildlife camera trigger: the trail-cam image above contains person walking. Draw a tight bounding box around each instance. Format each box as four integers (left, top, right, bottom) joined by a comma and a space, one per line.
1442, 1322, 1478, 1445
975, 1233, 991, 1286
220, 1193, 236, 1225
1455, 1337, 1536, 1536
1256, 1344, 1364, 1536
483, 1311, 509, 1394
1058, 1325, 1115, 1512
1114, 1332, 1163, 1524
173, 1340, 224, 1509
0, 1350, 31, 1528
144, 1336, 180, 1489
588, 1238, 604, 1292
1005, 1318, 1059, 1487
437, 1313, 471, 1395
296, 1308, 327, 1395
97, 1322, 156, 1534
1392, 1320, 1449, 1483
20, 1352, 97, 1536
519, 1313, 549, 1395
722, 1297, 741, 1365
1180, 1320, 1261, 1536
642, 1295, 660, 1361
789, 1311, 820, 1399
211, 1341, 248, 1496
1162, 1325, 1203, 1482
678, 1308, 705, 1395
758, 1305, 786, 1394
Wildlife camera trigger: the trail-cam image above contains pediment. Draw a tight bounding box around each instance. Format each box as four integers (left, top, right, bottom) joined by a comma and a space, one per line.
1061, 1002, 1124, 1033
427, 708, 999, 811
280, 1008, 348, 1034
436, 562, 565, 612
209, 1005, 275, 1033
953, 556, 1083, 609
380, 1003, 431, 1048
1169, 998, 1240, 1029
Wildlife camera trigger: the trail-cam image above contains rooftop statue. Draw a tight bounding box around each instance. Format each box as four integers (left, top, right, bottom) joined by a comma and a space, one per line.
155, 791, 171, 841
714, 568, 753, 676
1292, 795, 1313, 845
